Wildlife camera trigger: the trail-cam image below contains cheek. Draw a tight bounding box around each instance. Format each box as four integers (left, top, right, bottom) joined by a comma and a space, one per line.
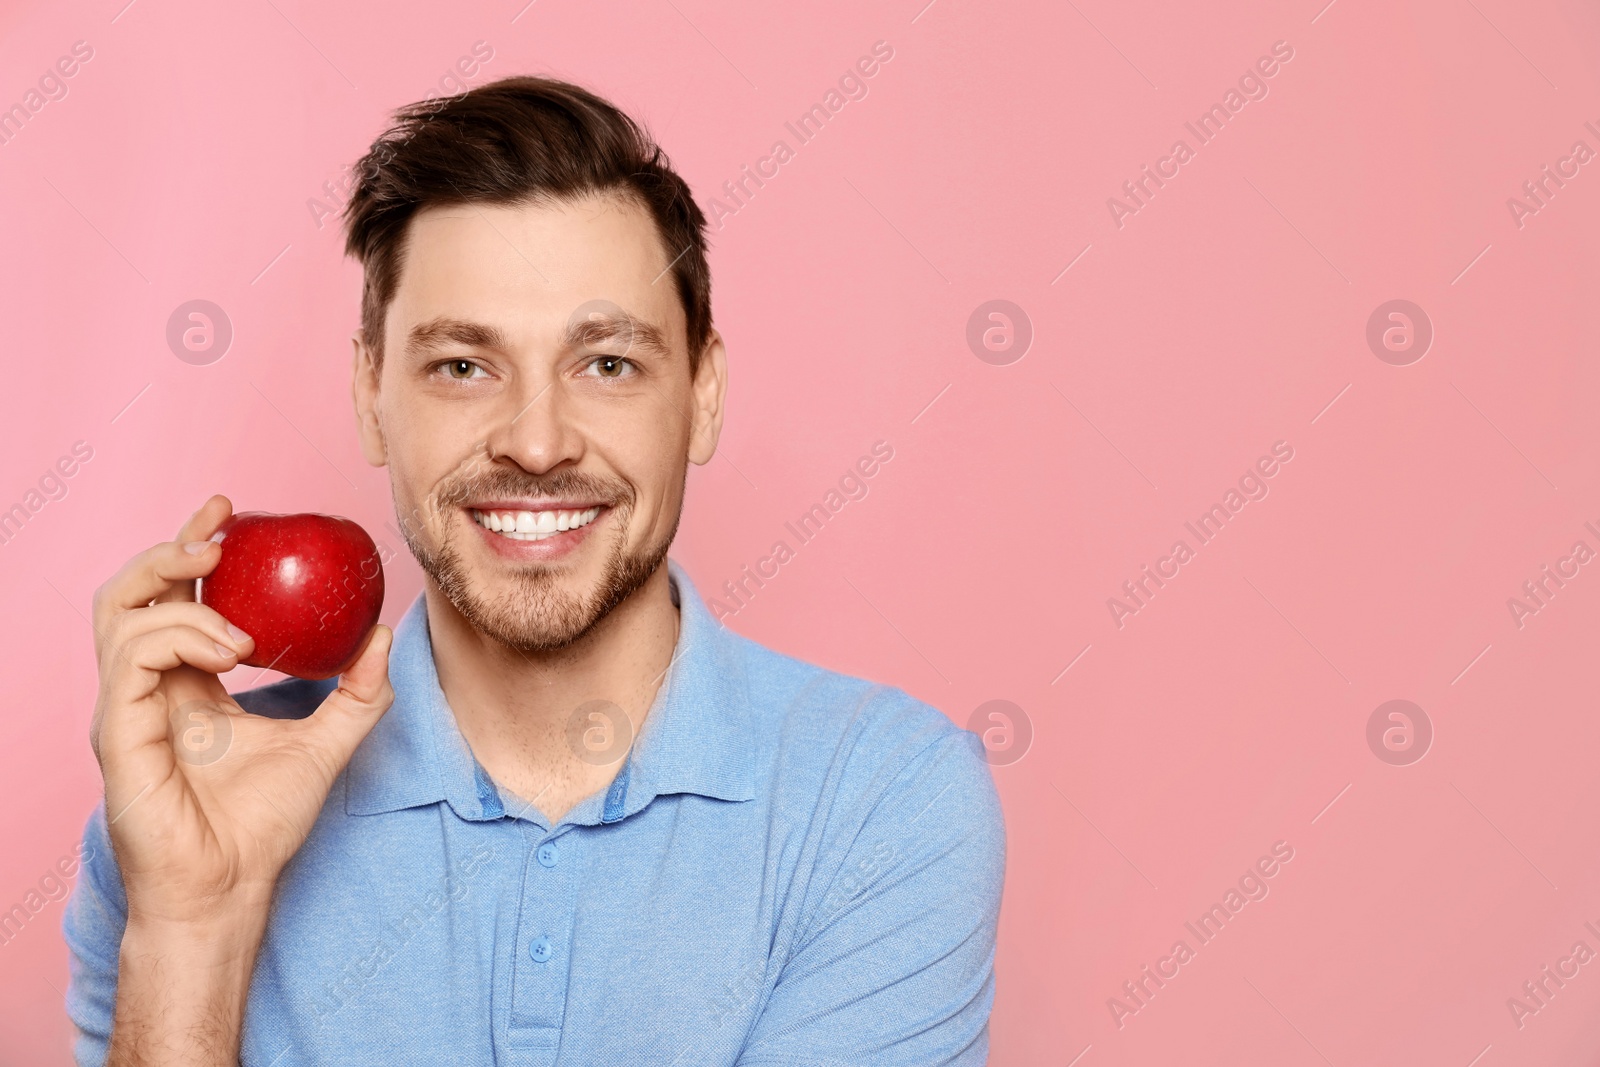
622, 456, 682, 542
384, 412, 441, 495
384, 394, 483, 522
604, 414, 689, 542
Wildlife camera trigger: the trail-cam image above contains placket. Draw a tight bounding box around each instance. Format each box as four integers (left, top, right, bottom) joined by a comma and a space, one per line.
501, 823, 582, 1066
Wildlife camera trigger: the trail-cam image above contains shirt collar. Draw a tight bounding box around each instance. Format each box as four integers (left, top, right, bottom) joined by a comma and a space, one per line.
345, 558, 755, 825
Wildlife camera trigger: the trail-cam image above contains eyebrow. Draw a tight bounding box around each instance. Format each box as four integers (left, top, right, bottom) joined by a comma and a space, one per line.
405, 317, 511, 358
404, 312, 676, 360
565, 311, 674, 358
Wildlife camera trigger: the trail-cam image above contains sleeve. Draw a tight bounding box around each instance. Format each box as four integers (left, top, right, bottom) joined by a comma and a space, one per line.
61, 800, 127, 1067
737, 728, 1008, 1067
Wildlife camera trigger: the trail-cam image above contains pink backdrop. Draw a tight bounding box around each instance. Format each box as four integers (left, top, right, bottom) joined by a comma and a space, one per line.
4, 0, 1600, 1062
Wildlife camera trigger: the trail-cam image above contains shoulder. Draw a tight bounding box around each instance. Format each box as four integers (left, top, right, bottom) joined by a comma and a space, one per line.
731, 629, 960, 758
231, 675, 338, 719
724, 629, 1003, 844
717, 631, 1006, 993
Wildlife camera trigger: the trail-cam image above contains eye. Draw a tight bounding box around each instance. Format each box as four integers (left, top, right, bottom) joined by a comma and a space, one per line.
584, 356, 636, 379
439, 359, 487, 380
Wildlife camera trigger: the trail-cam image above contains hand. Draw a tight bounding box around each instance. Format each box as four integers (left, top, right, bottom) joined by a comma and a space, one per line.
90, 494, 394, 932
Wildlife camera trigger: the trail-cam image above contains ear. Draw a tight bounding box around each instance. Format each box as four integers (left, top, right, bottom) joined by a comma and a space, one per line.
687, 329, 728, 466
351, 332, 387, 467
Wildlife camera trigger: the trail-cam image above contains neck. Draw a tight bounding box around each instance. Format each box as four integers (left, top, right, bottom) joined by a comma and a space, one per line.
423, 562, 680, 822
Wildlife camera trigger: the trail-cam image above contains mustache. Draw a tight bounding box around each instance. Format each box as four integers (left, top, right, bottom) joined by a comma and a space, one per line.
432, 464, 634, 514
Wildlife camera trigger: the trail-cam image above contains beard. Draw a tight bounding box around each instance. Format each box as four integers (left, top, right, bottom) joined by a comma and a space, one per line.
396, 462, 682, 653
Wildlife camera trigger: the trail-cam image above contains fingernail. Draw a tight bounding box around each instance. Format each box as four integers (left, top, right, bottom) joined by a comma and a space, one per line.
184, 541, 210, 555
214, 642, 236, 658
226, 624, 250, 644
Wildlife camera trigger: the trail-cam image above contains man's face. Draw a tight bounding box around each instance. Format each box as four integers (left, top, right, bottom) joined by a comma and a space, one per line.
352, 193, 725, 652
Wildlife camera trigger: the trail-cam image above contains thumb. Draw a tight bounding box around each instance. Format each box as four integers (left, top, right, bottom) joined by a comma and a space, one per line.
306, 624, 394, 771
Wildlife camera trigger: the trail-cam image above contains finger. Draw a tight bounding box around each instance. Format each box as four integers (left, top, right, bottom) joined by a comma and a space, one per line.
91, 665, 231, 774
98, 626, 244, 757
175, 494, 233, 543
105, 625, 244, 708
100, 602, 254, 673
156, 495, 234, 605
305, 625, 394, 773
93, 540, 227, 636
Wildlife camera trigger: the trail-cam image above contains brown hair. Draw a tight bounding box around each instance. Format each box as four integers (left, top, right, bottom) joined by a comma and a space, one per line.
341, 75, 712, 371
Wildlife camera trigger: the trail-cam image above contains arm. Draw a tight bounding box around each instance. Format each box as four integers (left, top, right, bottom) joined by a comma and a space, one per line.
737, 729, 1007, 1066
71, 495, 393, 1066
107, 904, 271, 1066
66, 790, 278, 1067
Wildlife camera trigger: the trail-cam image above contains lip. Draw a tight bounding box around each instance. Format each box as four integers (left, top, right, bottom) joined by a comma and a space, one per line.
463, 498, 611, 512
465, 504, 607, 561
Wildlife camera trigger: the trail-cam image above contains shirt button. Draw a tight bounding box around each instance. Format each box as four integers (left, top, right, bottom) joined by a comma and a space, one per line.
529, 936, 553, 963
537, 842, 559, 868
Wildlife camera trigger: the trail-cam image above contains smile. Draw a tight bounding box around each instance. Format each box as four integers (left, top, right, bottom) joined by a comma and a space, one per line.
470, 506, 601, 541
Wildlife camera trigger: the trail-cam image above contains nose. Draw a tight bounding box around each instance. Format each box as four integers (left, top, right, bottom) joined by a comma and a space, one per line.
481, 375, 585, 476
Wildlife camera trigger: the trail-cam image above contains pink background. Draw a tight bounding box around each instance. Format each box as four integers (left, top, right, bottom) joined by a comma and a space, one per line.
3, 0, 1600, 1062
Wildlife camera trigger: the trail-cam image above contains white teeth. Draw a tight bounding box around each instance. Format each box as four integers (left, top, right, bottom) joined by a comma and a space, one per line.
471, 507, 601, 541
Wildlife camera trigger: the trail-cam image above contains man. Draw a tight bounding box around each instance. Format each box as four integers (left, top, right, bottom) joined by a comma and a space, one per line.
64, 75, 1005, 1066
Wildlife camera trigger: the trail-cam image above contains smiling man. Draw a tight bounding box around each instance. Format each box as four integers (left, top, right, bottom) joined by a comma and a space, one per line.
64, 76, 1005, 1066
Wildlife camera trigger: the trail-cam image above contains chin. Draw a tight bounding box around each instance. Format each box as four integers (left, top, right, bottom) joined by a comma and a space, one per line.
464, 569, 615, 652
407, 507, 672, 653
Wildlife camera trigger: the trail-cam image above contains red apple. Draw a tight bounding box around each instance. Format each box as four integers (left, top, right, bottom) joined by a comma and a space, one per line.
199, 511, 385, 680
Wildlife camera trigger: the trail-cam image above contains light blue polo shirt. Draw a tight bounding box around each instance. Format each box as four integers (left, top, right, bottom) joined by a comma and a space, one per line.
63, 560, 1005, 1066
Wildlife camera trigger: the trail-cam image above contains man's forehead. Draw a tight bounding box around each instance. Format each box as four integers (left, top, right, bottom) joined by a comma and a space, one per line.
389, 193, 683, 344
